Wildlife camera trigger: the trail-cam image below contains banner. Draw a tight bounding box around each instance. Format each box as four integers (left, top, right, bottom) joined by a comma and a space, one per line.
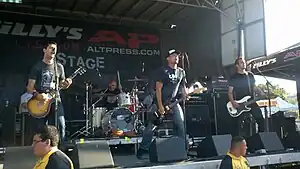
0, 13, 161, 74
248, 46, 300, 73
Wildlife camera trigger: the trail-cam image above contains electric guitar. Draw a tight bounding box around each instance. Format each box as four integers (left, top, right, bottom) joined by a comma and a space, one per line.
226, 96, 264, 117
27, 67, 86, 118
152, 81, 207, 128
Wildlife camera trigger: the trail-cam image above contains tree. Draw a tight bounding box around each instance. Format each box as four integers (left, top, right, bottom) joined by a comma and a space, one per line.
257, 84, 289, 100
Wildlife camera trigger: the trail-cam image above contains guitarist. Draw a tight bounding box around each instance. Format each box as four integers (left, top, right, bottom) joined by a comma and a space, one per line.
136, 49, 188, 159
26, 41, 72, 141
228, 57, 265, 136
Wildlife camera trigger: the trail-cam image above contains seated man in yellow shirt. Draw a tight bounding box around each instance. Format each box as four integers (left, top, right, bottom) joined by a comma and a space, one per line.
219, 136, 250, 169
32, 125, 73, 169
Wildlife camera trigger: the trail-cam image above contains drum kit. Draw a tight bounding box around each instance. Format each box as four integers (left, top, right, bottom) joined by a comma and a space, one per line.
70, 72, 150, 139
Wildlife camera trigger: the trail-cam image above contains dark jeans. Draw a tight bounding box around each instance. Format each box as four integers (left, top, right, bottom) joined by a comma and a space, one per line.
44, 101, 66, 141
139, 103, 185, 151
233, 103, 264, 137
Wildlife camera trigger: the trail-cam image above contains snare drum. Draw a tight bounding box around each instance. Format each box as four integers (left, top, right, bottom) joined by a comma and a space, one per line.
118, 92, 132, 107
92, 107, 107, 128
101, 107, 135, 137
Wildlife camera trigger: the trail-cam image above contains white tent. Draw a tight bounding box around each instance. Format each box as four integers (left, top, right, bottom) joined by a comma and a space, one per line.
257, 97, 298, 118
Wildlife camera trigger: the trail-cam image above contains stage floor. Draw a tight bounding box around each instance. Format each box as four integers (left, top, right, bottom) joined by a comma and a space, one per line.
2, 151, 300, 169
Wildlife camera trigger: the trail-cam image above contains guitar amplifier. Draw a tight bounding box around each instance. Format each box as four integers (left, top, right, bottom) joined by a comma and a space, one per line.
186, 104, 211, 137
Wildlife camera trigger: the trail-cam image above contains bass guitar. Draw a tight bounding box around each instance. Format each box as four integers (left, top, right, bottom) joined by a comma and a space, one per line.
226, 96, 263, 117
152, 81, 207, 127
27, 67, 86, 118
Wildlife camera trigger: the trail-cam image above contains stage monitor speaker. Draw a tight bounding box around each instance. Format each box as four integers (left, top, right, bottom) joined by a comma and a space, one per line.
149, 137, 187, 163
282, 132, 300, 150
4, 146, 36, 169
186, 104, 211, 137
196, 134, 232, 158
247, 132, 284, 153
72, 140, 114, 169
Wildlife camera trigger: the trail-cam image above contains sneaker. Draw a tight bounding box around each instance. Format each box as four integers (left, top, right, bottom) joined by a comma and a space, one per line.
136, 148, 148, 160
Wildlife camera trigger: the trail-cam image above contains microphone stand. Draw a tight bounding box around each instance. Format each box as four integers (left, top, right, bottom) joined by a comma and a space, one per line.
254, 66, 273, 132
181, 53, 187, 150
53, 56, 60, 134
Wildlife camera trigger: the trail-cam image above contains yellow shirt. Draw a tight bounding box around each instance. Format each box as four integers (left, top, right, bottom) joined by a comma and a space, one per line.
219, 152, 250, 169
33, 148, 74, 169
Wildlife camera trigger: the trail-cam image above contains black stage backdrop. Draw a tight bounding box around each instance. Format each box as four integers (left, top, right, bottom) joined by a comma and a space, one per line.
0, 13, 161, 119
0, 13, 161, 81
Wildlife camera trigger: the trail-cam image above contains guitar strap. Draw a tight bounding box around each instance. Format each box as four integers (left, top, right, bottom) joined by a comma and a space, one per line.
246, 72, 254, 99
171, 68, 184, 99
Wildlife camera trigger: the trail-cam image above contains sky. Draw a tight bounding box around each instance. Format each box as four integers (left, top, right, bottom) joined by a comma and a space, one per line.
255, 75, 296, 95
264, 0, 300, 55
255, 0, 300, 95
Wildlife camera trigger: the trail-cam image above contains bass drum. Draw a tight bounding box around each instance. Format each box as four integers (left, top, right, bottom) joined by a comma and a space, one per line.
101, 107, 135, 137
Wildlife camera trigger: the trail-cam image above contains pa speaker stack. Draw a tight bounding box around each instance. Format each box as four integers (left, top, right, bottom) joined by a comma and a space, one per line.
247, 132, 284, 153
72, 140, 114, 169
3, 146, 36, 169
196, 134, 232, 158
149, 137, 187, 162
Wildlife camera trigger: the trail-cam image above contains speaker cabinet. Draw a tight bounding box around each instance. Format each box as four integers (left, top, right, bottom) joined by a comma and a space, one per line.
283, 132, 300, 150
197, 134, 232, 158
149, 137, 187, 162
72, 140, 114, 169
186, 104, 211, 137
209, 90, 236, 135
247, 132, 284, 153
4, 146, 36, 169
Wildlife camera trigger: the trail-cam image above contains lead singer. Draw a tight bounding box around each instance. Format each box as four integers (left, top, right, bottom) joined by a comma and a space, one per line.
26, 41, 72, 142
136, 49, 188, 159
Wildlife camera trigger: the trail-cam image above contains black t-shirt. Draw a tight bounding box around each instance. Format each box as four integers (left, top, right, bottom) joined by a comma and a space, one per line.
154, 66, 187, 104
46, 150, 73, 169
228, 72, 255, 100
96, 88, 121, 110
29, 60, 65, 116
29, 60, 65, 93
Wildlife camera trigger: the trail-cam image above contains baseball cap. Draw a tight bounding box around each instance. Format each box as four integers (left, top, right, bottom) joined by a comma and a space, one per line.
166, 49, 179, 57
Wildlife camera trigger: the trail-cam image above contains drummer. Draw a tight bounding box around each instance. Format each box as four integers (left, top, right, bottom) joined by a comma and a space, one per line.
93, 80, 121, 111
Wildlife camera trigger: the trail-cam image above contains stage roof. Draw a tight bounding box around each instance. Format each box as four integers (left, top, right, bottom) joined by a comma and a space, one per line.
0, 0, 221, 29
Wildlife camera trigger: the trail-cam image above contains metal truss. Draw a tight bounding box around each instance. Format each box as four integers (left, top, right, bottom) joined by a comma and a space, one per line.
153, 0, 222, 9
154, 0, 238, 24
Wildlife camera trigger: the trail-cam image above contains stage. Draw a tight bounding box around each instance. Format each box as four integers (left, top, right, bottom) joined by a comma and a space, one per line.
1, 147, 300, 168
1, 136, 300, 169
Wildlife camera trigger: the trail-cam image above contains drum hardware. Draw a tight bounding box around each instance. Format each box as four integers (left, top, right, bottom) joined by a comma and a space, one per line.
127, 78, 148, 82
69, 82, 93, 139
88, 90, 107, 131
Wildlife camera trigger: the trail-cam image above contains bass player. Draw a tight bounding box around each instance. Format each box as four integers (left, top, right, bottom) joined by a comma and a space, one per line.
228, 57, 265, 136
136, 49, 188, 159
26, 41, 72, 142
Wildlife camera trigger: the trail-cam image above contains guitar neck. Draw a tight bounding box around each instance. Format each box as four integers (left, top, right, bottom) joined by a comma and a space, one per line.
245, 98, 260, 106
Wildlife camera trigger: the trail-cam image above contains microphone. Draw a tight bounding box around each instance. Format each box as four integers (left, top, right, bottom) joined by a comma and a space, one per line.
179, 52, 185, 58
141, 62, 145, 73
96, 68, 102, 78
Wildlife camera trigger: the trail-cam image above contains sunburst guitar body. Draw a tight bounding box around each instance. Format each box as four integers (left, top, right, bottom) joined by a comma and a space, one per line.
27, 96, 55, 118
27, 67, 86, 118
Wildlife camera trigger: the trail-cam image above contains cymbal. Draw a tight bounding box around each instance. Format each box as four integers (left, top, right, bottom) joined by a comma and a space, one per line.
92, 93, 117, 97
127, 78, 148, 82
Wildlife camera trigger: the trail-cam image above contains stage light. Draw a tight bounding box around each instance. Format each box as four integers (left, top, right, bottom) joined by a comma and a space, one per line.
170, 24, 176, 29
0, 0, 22, 3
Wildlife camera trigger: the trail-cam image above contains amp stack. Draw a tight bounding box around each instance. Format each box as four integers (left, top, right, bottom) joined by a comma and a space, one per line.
207, 76, 234, 135
186, 90, 211, 138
